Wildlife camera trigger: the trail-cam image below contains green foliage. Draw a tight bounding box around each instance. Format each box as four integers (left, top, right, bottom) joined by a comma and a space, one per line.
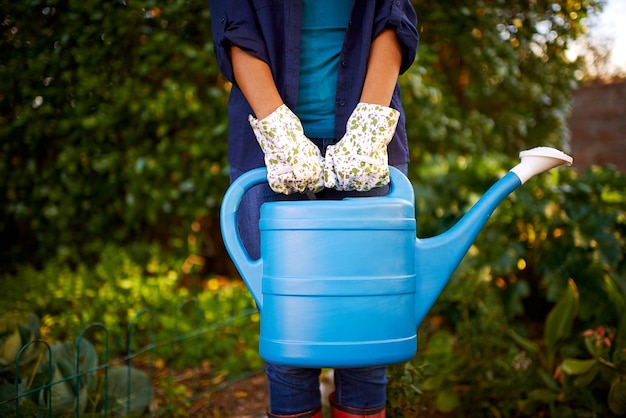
0, 244, 261, 371
41, 338, 99, 415
0, 0, 606, 270
104, 366, 153, 417
0, 327, 152, 417
388, 165, 625, 416
403, 0, 601, 163
544, 279, 579, 369
1, 0, 230, 267
511, 281, 626, 417
0, 246, 262, 415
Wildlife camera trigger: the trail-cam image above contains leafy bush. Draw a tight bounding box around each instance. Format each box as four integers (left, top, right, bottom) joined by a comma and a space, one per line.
1, 0, 603, 272
388, 165, 626, 416
0, 244, 261, 373
1, 0, 230, 268
403, 0, 600, 161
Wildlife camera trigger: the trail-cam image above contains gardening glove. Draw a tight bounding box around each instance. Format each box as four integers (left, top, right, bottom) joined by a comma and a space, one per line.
323, 103, 400, 191
249, 104, 325, 195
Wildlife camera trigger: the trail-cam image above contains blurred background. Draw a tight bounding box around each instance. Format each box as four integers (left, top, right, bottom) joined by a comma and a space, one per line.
1, 1, 624, 417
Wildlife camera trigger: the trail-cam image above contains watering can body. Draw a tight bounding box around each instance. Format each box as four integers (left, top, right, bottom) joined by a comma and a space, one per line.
258, 185, 417, 367
219, 148, 572, 368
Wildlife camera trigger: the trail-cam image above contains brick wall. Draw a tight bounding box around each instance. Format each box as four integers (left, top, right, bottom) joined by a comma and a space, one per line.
567, 80, 626, 172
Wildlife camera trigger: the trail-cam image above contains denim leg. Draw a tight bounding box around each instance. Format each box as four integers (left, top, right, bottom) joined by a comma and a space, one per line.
333, 366, 388, 408
266, 363, 322, 414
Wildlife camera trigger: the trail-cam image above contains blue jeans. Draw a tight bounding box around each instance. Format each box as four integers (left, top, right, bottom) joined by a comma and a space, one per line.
229, 139, 408, 413
265, 364, 388, 414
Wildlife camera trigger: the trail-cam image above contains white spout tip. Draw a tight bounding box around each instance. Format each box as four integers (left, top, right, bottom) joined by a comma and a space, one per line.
510, 147, 573, 184
519, 147, 573, 165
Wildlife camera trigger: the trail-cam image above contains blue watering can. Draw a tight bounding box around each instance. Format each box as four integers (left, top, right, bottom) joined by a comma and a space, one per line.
220, 147, 572, 368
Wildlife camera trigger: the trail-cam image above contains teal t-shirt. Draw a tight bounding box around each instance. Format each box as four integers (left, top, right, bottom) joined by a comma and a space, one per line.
296, 0, 353, 139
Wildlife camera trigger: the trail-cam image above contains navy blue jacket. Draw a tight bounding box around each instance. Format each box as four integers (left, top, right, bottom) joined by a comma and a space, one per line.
209, 0, 419, 171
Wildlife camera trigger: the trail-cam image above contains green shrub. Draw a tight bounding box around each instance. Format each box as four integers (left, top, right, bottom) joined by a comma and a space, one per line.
1, 0, 230, 268
1, 0, 602, 271
0, 244, 261, 373
388, 165, 625, 416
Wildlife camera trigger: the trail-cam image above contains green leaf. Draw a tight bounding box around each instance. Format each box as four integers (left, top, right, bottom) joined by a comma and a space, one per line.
508, 328, 540, 354
434, 388, 459, 413
39, 338, 98, 414
105, 366, 152, 416
537, 368, 561, 392
560, 358, 597, 375
528, 388, 560, 403
518, 398, 541, 415
573, 364, 600, 388
519, 389, 560, 415
612, 314, 626, 366
545, 279, 579, 363
608, 379, 626, 415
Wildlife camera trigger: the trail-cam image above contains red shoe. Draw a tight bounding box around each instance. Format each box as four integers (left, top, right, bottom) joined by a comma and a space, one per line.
266, 405, 323, 418
329, 392, 385, 417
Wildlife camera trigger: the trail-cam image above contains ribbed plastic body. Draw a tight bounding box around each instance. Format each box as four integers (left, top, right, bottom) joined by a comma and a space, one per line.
258, 196, 417, 367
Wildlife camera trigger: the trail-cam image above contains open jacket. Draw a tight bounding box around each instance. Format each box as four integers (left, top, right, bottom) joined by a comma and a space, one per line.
209, 0, 419, 172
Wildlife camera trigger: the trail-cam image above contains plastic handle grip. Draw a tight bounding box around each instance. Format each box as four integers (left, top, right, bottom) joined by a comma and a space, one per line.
219, 166, 413, 309
219, 168, 267, 308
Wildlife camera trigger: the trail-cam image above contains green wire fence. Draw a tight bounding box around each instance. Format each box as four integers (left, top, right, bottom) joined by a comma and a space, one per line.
0, 295, 263, 417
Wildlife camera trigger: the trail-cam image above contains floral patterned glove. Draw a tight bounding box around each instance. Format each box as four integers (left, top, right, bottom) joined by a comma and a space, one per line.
249, 105, 324, 195
323, 103, 400, 191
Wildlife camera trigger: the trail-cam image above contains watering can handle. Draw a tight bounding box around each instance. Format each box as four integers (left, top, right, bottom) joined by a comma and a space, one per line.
387, 166, 415, 202
219, 168, 267, 309
220, 166, 414, 309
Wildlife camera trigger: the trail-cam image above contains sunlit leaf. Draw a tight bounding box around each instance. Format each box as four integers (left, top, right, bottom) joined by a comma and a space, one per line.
561, 358, 597, 375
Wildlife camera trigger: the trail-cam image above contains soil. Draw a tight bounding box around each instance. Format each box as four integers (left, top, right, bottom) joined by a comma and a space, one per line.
146, 362, 269, 418
127, 355, 268, 417
147, 366, 452, 418
191, 372, 269, 418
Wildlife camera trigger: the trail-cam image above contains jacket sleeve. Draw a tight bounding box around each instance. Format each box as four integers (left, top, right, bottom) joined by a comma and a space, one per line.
208, 0, 269, 82
374, 0, 419, 74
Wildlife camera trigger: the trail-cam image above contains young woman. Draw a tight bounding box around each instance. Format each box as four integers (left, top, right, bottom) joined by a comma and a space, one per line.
209, 2, 419, 416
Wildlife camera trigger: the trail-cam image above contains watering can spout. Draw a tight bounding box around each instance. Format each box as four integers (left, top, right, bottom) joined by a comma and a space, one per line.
414, 147, 572, 326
